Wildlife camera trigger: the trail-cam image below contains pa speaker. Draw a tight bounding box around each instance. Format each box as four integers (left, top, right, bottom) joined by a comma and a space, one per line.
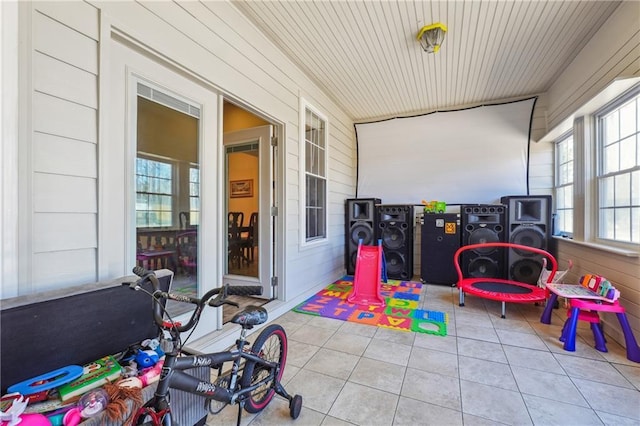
460, 204, 507, 279
345, 198, 381, 275
421, 213, 461, 285
377, 205, 414, 280
501, 195, 552, 284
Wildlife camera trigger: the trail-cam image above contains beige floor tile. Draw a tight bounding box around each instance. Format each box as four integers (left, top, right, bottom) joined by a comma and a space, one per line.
496, 328, 549, 351
490, 316, 537, 334
320, 415, 357, 425
305, 347, 360, 379
247, 395, 324, 426
522, 393, 602, 426
461, 413, 511, 425
572, 377, 640, 420
595, 410, 640, 425
374, 326, 416, 346
400, 367, 461, 411
613, 363, 640, 391
286, 339, 321, 368
289, 324, 337, 346
284, 369, 345, 414
363, 338, 412, 366
408, 346, 459, 378
307, 315, 345, 330
455, 323, 500, 343
458, 355, 518, 391
349, 357, 406, 394
393, 395, 463, 426
511, 366, 589, 407
554, 352, 635, 388
337, 320, 378, 337
459, 380, 532, 425
457, 337, 508, 363
502, 345, 563, 374
413, 332, 458, 354
453, 311, 495, 329
323, 330, 372, 356
328, 382, 398, 426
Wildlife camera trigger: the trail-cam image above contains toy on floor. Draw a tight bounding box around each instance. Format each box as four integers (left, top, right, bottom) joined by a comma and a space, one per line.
348, 239, 386, 306
6, 365, 84, 397
537, 258, 572, 289
455, 242, 557, 318
542, 275, 640, 363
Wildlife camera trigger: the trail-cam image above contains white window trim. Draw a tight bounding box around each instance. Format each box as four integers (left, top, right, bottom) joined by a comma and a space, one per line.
299, 97, 329, 248
593, 85, 640, 248
554, 131, 574, 237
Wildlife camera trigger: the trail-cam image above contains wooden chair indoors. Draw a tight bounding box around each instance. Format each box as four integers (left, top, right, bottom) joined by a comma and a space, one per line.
241, 212, 258, 263
176, 231, 197, 277
228, 212, 245, 268
179, 211, 190, 229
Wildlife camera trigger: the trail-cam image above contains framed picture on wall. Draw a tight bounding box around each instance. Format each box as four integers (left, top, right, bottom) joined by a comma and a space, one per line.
230, 179, 253, 198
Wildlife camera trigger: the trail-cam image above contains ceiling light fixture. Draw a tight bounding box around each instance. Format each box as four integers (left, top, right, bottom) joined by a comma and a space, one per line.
417, 23, 447, 53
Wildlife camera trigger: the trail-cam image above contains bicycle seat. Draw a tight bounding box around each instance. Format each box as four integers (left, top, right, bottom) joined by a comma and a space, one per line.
231, 306, 268, 328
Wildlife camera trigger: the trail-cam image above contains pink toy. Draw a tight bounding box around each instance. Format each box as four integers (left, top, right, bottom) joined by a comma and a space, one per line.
13, 414, 50, 426
560, 297, 640, 363
348, 241, 385, 307
118, 359, 164, 389
63, 408, 82, 426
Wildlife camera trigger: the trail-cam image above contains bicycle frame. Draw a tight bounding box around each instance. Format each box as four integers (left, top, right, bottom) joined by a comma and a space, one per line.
127, 268, 301, 425
139, 330, 279, 424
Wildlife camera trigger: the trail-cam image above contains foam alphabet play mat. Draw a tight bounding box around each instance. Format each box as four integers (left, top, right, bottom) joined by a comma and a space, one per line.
294, 277, 448, 336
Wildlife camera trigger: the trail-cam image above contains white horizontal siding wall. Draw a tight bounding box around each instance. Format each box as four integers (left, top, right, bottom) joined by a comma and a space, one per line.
14, 1, 356, 304
28, 2, 100, 292
545, 1, 640, 131
542, 1, 640, 346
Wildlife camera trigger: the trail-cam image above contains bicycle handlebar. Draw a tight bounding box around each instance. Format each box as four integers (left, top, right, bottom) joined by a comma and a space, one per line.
126, 267, 263, 333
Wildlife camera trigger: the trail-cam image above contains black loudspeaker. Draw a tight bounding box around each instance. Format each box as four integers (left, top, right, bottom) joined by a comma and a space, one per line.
460, 204, 507, 279
421, 213, 461, 285
501, 195, 552, 284
345, 198, 381, 275
377, 205, 414, 280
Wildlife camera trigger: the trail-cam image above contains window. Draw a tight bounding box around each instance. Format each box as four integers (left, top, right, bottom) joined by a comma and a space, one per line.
554, 134, 574, 235
136, 157, 173, 227
302, 101, 328, 242
189, 166, 200, 226
596, 89, 640, 244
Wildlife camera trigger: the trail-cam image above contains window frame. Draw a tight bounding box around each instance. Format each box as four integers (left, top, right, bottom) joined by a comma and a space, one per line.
554, 132, 574, 237
594, 86, 640, 247
188, 164, 200, 226
299, 98, 329, 247
135, 154, 175, 229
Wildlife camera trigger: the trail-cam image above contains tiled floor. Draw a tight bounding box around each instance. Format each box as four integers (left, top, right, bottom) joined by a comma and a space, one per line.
207, 283, 640, 425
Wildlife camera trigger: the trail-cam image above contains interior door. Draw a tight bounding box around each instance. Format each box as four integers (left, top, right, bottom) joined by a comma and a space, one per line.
224, 125, 274, 299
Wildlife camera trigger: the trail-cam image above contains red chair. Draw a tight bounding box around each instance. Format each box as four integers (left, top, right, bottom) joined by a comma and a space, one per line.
454, 242, 557, 318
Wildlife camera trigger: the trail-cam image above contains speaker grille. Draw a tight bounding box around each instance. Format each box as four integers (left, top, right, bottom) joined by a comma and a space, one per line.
345, 198, 381, 275
377, 205, 414, 280
460, 204, 507, 279
500, 195, 552, 284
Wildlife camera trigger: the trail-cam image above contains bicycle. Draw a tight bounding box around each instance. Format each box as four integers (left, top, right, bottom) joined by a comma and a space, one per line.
124, 267, 303, 426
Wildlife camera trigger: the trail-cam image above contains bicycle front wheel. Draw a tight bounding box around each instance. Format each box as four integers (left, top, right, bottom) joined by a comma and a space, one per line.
240, 324, 287, 413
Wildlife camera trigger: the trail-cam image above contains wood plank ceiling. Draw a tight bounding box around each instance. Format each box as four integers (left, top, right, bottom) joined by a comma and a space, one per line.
230, 0, 622, 122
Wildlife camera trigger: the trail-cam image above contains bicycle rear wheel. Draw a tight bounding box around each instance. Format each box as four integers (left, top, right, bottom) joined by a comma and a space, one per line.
240, 324, 287, 413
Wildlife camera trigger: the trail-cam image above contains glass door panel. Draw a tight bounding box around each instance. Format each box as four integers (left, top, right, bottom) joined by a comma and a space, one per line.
136, 85, 200, 316
224, 125, 273, 299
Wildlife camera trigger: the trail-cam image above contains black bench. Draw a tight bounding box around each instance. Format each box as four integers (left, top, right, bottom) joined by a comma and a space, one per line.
1, 269, 207, 425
